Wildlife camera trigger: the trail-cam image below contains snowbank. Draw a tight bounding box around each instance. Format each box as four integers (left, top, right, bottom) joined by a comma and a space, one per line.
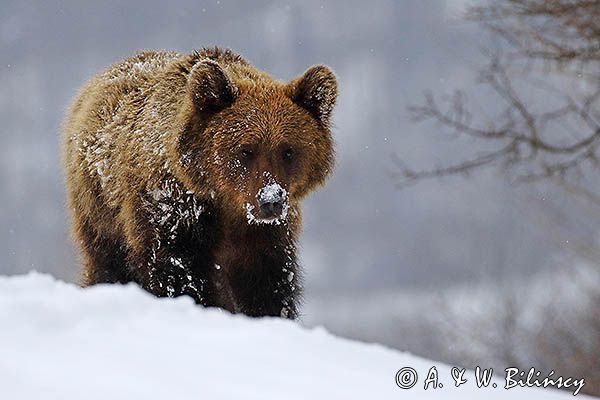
0, 273, 591, 399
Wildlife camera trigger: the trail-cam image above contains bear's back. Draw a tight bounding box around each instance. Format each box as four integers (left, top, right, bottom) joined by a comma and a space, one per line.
99, 50, 180, 84
65, 50, 180, 132
62, 51, 183, 218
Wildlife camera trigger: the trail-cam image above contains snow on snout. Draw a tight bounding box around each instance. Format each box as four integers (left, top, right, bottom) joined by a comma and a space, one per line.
257, 182, 287, 204
245, 182, 289, 225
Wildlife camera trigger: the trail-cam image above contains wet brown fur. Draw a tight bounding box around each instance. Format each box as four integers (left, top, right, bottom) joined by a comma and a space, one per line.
62, 47, 337, 318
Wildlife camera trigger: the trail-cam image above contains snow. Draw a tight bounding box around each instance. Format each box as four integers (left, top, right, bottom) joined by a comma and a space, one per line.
257, 182, 286, 204
245, 181, 290, 225
0, 273, 592, 400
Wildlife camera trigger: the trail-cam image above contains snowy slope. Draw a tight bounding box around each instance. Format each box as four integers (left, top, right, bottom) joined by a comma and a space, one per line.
0, 273, 591, 400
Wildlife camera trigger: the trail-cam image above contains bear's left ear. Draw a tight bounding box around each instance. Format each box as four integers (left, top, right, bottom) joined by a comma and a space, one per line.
288, 65, 338, 126
188, 60, 239, 113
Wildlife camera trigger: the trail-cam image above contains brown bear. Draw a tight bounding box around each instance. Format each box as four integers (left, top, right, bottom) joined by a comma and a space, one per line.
62, 47, 337, 319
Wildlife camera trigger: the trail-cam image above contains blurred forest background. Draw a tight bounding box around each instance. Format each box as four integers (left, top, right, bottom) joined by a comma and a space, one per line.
1, 0, 598, 395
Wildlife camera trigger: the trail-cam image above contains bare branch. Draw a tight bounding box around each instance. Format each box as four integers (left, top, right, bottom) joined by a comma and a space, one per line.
391, 143, 515, 188
398, 0, 600, 196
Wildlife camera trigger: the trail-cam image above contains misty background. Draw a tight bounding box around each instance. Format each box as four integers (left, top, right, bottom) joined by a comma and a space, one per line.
2, 0, 597, 389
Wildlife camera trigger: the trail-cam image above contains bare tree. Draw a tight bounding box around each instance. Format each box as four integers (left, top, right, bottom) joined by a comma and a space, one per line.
396, 0, 600, 203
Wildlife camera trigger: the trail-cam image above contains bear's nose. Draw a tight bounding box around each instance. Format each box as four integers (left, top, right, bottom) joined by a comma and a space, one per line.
259, 200, 283, 218
257, 184, 286, 219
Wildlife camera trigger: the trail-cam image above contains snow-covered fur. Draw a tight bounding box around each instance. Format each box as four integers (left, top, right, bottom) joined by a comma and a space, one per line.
62, 47, 337, 318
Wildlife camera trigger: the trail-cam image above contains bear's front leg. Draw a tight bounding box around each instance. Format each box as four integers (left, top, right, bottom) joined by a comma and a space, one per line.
125, 187, 219, 305
127, 244, 217, 305
227, 253, 301, 319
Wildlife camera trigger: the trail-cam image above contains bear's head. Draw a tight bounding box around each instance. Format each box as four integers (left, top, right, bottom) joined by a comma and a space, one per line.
175, 57, 337, 226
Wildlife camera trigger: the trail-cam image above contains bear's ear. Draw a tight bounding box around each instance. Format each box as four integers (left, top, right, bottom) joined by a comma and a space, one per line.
288, 65, 338, 126
188, 60, 239, 112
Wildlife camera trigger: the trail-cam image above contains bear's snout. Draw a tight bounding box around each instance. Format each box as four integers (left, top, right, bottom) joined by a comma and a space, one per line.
256, 183, 287, 220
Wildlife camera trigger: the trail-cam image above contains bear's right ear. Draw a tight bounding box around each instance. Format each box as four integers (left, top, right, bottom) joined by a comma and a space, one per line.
188, 60, 239, 113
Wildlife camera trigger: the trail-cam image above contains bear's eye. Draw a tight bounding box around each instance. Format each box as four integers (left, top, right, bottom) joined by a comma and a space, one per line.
240, 148, 254, 161
282, 148, 294, 162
